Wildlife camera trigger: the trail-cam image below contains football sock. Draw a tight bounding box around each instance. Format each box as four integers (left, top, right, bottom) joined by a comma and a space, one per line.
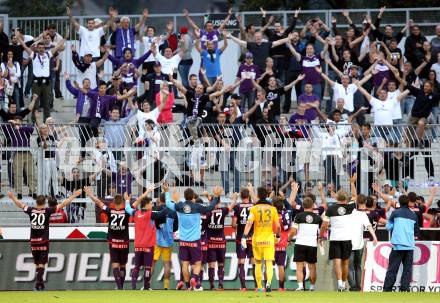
164, 278, 170, 289
208, 268, 215, 288
310, 284, 316, 290
120, 268, 126, 289
238, 264, 246, 288
218, 266, 225, 286
343, 281, 348, 289
36, 268, 45, 290
191, 273, 199, 288
113, 268, 121, 289
279, 279, 285, 289
143, 267, 152, 290
255, 264, 263, 289
298, 282, 304, 289
337, 280, 344, 288
199, 269, 204, 283
131, 266, 140, 290
252, 265, 257, 288
265, 261, 273, 286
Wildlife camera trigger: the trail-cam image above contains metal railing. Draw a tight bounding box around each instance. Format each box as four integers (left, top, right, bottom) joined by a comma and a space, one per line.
0, 122, 439, 224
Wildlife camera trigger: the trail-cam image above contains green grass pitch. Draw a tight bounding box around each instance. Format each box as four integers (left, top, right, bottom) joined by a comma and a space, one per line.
0, 290, 437, 303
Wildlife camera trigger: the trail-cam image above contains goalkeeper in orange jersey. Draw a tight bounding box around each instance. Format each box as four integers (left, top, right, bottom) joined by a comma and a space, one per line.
241, 186, 280, 292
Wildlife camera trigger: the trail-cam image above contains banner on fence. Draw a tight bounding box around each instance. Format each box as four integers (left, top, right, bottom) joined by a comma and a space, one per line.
362, 241, 440, 292
205, 14, 239, 30
0, 240, 304, 290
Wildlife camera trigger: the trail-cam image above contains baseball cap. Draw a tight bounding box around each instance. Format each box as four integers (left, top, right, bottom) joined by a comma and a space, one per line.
153, 61, 161, 67
245, 52, 253, 58
180, 26, 188, 34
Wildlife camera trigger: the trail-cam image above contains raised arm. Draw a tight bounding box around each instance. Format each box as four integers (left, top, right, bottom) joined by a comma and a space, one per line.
170, 78, 187, 95
315, 66, 334, 86
132, 187, 154, 210
57, 189, 83, 211
220, 30, 228, 53
135, 8, 149, 33
218, 8, 233, 32
95, 48, 109, 68
371, 182, 395, 211
271, 36, 290, 48
226, 32, 247, 48
396, 89, 410, 102
325, 58, 344, 78
358, 73, 372, 86
349, 28, 369, 49
50, 38, 65, 56
228, 192, 238, 212
308, 102, 327, 122
251, 79, 263, 91
288, 181, 300, 208
7, 192, 26, 209
17, 32, 32, 56
242, 99, 262, 121
425, 186, 438, 209
284, 74, 305, 91
83, 186, 105, 209
66, 6, 80, 32
102, 7, 117, 31
286, 42, 301, 62
348, 106, 368, 123
317, 182, 327, 209
183, 9, 200, 31
194, 37, 202, 53
28, 93, 38, 111
415, 54, 431, 76
354, 80, 373, 103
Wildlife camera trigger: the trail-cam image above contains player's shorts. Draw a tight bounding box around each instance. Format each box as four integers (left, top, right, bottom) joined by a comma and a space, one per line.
207, 247, 226, 263
31, 244, 49, 265
235, 241, 253, 259
275, 250, 287, 266
179, 240, 202, 265
252, 246, 275, 261
109, 245, 129, 264
328, 240, 352, 260
294, 244, 317, 263
153, 246, 172, 262
201, 242, 208, 264
134, 247, 154, 267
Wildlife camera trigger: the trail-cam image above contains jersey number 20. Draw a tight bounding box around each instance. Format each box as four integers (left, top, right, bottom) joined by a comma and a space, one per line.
31, 213, 45, 226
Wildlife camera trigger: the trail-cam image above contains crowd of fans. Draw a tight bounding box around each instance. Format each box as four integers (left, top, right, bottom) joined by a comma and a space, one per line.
0, 6, 439, 225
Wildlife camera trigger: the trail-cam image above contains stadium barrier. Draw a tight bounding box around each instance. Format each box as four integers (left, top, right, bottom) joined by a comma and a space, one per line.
2, 239, 440, 291
0, 240, 308, 291
1, 122, 440, 224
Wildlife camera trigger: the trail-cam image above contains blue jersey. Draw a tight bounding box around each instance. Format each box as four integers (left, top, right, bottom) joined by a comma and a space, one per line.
386, 206, 420, 250
165, 193, 219, 242
156, 209, 177, 247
